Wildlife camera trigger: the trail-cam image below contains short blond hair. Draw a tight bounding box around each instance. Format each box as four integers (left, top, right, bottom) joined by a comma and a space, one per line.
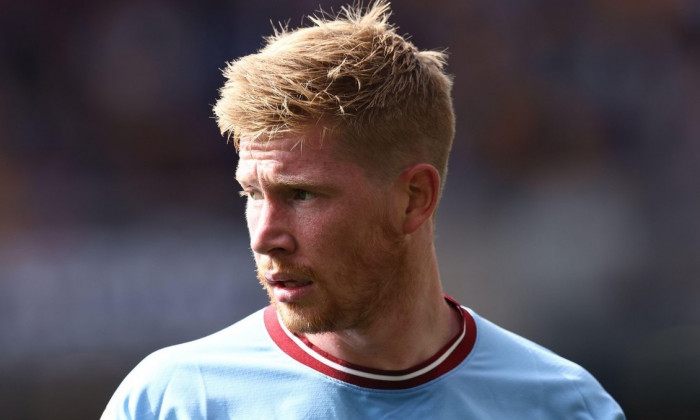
214, 1, 455, 189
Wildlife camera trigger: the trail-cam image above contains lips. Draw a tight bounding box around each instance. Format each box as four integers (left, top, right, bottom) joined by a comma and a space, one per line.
265, 273, 312, 287
264, 273, 314, 303
271, 280, 309, 288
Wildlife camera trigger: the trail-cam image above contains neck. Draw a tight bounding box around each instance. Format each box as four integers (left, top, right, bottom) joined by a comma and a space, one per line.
303, 244, 461, 371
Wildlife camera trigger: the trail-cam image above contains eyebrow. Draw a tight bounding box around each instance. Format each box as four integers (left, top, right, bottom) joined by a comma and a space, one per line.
235, 170, 330, 192
270, 177, 332, 194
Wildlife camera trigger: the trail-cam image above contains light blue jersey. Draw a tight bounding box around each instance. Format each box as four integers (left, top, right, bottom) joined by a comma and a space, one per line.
102, 297, 624, 419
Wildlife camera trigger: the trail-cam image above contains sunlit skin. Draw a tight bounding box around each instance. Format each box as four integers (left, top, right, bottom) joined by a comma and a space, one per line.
235, 129, 461, 370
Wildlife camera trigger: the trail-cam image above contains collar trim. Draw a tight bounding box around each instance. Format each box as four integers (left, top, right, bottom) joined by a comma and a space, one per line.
264, 295, 477, 389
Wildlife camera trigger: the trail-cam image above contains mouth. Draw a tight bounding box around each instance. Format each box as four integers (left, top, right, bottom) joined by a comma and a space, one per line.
267, 279, 311, 288
264, 274, 314, 303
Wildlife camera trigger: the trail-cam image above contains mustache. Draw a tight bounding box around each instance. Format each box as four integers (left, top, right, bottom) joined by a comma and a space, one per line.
256, 259, 317, 280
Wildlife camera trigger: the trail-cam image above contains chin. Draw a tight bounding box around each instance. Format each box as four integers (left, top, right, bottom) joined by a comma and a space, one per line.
276, 302, 337, 334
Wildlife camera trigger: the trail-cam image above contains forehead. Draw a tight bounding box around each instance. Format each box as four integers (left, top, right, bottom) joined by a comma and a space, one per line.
235, 133, 350, 180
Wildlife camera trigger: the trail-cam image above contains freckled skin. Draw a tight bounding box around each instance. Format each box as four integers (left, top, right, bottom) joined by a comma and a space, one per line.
236, 133, 409, 334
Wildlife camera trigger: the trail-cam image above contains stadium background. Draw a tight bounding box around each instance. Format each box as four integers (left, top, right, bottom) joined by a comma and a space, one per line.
1, 0, 699, 418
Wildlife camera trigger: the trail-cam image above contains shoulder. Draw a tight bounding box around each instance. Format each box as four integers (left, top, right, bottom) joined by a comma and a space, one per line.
462, 307, 625, 419
143, 307, 270, 370
101, 309, 269, 419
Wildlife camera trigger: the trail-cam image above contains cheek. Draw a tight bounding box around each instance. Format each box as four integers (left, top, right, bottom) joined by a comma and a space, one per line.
295, 211, 350, 253
318, 211, 374, 252
245, 207, 254, 231
244, 201, 260, 232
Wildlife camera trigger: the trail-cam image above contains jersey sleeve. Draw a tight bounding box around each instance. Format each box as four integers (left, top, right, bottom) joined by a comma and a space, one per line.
100, 348, 208, 420
567, 365, 626, 419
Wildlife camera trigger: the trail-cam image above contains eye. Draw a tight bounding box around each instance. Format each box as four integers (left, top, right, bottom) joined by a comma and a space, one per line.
239, 190, 262, 200
292, 189, 315, 201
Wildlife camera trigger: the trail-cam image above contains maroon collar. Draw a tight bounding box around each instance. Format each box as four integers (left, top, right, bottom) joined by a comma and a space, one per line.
264, 295, 477, 389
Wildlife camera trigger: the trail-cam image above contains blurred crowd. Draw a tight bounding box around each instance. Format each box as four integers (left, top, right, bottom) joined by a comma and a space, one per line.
1, 0, 699, 418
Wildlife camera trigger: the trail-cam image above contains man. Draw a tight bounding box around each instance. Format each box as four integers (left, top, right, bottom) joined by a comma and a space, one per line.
103, 2, 624, 418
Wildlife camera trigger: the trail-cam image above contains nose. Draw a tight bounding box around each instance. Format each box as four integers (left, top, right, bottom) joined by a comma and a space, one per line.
248, 199, 296, 256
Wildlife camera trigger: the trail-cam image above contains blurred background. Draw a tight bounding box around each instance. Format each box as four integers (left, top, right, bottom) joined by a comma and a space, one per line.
1, 0, 698, 418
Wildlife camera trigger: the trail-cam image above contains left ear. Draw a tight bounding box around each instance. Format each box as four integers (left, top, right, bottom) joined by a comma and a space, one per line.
399, 163, 440, 234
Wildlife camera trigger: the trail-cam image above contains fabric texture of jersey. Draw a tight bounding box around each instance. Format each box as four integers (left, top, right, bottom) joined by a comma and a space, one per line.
102, 297, 625, 419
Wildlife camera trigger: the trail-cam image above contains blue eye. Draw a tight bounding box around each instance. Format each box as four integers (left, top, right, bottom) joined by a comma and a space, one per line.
293, 189, 315, 200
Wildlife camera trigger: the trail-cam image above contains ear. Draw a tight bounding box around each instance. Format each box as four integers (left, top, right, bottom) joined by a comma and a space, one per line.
399, 163, 440, 234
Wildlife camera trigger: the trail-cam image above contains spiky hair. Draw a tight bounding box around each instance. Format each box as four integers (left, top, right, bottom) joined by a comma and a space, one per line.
213, 1, 455, 187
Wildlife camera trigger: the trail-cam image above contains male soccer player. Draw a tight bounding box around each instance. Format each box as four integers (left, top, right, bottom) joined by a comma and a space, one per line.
103, 2, 625, 418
